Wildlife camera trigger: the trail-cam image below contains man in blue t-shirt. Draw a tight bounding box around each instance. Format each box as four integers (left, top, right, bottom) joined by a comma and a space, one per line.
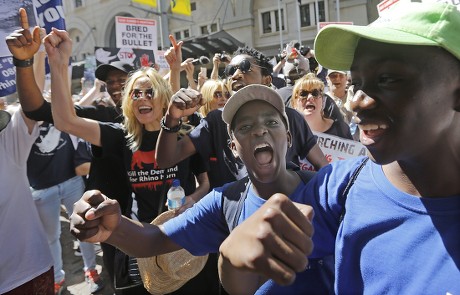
70, 85, 318, 294
218, 2, 460, 294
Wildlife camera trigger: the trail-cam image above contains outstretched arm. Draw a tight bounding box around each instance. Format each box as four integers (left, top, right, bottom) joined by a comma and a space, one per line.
44, 28, 102, 146
71, 190, 182, 258
218, 194, 314, 294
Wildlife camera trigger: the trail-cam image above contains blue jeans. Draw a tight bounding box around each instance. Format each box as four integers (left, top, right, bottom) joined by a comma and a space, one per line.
31, 176, 97, 282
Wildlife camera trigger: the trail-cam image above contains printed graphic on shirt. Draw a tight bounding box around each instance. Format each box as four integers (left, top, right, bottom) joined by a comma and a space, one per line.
35, 125, 65, 154
129, 149, 176, 191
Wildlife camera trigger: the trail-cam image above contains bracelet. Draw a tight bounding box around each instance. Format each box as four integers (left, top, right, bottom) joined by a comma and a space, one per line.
13, 57, 34, 68
160, 116, 182, 133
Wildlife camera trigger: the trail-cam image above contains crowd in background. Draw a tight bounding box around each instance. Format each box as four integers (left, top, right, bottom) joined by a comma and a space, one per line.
2, 2, 460, 295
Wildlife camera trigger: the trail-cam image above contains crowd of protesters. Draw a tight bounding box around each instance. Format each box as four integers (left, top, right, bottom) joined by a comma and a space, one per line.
2, 2, 460, 294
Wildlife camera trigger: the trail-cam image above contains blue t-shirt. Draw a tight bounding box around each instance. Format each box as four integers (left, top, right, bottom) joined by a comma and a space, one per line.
305, 157, 460, 294
163, 157, 460, 294
162, 182, 328, 294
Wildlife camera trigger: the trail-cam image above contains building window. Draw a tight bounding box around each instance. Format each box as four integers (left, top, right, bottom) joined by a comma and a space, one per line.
261, 9, 285, 34
75, 0, 83, 8
200, 23, 218, 36
191, 2, 196, 11
201, 26, 208, 35
300, 1, 326, 27
275, 9, 284, 31
262, 12, 271, 34
174, 29, 191, 40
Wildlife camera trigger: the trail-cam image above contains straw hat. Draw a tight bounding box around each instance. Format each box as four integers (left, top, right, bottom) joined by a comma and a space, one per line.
137, 211, 208, 295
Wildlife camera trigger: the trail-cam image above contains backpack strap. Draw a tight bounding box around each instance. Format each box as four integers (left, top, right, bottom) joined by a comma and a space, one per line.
339, 157, 369, 222
221, 176, 251, 232
221, 169, 316, 233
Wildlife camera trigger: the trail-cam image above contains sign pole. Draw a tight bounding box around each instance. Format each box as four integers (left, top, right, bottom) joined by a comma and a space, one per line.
296, 0, 302, 45
278, 0, 283, 52
159, 0, 170, 49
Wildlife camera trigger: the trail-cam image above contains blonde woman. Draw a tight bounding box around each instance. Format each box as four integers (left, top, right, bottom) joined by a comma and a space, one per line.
291, 73, 352, 139
198, 79, 230, 117
45, 29, 210, 228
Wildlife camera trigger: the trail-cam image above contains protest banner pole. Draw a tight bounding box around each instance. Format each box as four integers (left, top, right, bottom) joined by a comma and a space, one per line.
159, 0, 170, 49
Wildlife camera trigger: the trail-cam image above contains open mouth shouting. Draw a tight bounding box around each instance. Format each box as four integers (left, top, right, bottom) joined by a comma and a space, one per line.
304, 103, 316, 112
254, 142, 273, 166
138, 105, 153, 114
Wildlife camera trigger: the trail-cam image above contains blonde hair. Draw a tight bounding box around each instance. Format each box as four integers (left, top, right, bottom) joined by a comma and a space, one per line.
291, 73, 325, 108
121, 67, 172, 151
199, 79, 229, 117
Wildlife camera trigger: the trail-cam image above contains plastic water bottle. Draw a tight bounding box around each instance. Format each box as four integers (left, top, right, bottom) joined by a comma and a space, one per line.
167, 179, 185, 210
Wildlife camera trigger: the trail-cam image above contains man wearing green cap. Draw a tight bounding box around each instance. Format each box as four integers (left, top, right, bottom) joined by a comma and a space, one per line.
218, 1, 460, 294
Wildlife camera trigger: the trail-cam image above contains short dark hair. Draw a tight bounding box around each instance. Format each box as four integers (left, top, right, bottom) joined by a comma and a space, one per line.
233, 46, 273, 77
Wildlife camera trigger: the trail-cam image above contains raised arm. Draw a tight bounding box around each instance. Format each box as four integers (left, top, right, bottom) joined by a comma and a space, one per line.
210, 53, 221, 80
5, 8, 46, 113
210, 52, 230, 80
76, 78, 105, 106
44, 28, 102, 146
183, 58, 197, 90
155, 88, 203, 168
165, 35, 183, 93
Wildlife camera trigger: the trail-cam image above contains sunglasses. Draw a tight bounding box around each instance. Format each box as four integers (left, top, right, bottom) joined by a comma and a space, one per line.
131, 88, 154, 100
298, 89, 321, 99
224, 59, 264, 77
213, 91, 231, 99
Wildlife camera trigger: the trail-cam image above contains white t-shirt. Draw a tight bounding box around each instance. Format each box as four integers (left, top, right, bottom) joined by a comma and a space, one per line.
0, 109, 52, 293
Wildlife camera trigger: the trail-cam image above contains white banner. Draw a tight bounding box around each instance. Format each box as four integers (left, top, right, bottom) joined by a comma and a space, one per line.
298, 132, 367, 171
153, 50, 170, 76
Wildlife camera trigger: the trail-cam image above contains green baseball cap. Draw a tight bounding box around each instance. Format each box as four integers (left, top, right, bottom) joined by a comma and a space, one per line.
314, 2, 460, 70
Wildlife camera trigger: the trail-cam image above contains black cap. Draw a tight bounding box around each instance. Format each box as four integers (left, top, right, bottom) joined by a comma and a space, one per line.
95, 61, 134, 81
0, 110, 11, 132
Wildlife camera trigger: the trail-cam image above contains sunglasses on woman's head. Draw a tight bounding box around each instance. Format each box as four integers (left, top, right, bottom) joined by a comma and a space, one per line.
298, 89, 321, 99
131, 88, 154, 100
213, 91, 231, 99
224, 59, 264, 77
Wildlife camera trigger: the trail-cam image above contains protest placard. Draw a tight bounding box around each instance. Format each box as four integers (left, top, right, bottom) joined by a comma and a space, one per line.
116, 16, 158, 50
94, 47, 155, 69
298, 132, 367, 171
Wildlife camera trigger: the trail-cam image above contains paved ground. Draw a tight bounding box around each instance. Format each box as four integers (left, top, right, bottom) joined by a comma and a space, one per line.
59, 210, 115, 295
